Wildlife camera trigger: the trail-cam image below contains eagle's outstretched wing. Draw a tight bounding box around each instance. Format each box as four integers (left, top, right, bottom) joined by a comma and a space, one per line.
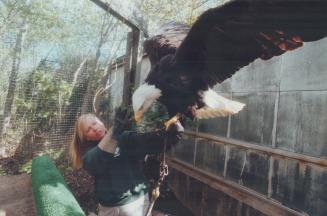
133, 0, 327, 121
144, 22, 190, 67
174, 0, 327, 87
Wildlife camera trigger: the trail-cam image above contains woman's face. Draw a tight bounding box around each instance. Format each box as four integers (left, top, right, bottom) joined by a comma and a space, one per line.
80, 116, 106, 141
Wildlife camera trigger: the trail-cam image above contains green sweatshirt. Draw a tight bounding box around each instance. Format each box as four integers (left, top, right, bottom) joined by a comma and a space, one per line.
82, 130, 168, 207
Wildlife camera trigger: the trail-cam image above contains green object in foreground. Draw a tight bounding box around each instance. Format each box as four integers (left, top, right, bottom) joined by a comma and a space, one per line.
31, 156, 85, 216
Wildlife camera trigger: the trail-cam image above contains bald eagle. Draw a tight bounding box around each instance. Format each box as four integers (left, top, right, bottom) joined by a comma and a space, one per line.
132, 0, 327, 122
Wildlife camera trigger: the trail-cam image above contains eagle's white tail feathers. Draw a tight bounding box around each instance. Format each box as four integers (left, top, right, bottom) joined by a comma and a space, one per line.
195, 89, 245, 119
132, 83, 162, 113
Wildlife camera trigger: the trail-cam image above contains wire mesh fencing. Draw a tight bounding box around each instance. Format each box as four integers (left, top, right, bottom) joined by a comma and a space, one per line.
0, 0, 131, 161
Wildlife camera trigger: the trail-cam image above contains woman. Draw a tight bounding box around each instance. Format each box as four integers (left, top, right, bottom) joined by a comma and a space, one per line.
69, 107, 183, 216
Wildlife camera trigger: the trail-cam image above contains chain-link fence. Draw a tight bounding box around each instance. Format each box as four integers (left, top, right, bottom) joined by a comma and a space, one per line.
0, 0, 134, 161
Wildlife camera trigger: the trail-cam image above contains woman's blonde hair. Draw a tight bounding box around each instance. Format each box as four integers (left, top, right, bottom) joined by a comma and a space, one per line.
69, 113, 97, 169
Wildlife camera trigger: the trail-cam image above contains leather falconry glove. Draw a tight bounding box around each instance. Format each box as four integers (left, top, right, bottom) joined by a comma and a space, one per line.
112, 105, 133, 139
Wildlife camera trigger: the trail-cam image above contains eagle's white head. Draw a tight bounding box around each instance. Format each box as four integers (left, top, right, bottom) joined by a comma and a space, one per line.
132, 83, 162, 122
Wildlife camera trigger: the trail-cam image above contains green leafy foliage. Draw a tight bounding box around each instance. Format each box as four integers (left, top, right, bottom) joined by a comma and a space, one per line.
136, 102, 169, 132
15, 68, 73, 131
20, 159, 32, 174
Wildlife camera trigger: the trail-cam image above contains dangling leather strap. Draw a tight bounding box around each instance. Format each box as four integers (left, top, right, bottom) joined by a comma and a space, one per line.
145, 137, 169, 216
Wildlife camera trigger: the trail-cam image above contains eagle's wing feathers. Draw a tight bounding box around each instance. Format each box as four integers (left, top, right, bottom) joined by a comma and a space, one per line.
174, 0, 327, 87
144, 22, 190, 67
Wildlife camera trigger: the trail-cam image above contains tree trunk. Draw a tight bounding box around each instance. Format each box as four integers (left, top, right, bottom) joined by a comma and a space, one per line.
123, 29, 139, 106
122, 32, 133, 106
81, 15, 117, 113
0, 18, 27, 142
15, 58, 47, 118
81, 60, 97, 113
59, 59, 90, 135
93, 58, 113, 117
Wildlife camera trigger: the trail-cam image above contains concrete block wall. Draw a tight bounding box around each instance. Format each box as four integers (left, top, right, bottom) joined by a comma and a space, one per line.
221, 38, 327, 157
169, 38, 327, 215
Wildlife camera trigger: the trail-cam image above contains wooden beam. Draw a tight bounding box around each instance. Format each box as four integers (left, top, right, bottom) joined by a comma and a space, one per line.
122, 32, 132, 105
184, 130, 327, 167
130, 29, 140, 89
168, 158, 308, 216
89, 0, 148, 37
122, 29, 140, 105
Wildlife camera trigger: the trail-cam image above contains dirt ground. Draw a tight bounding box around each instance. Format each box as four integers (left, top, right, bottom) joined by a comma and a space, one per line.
0, 173, 192, 216
0, 174, 36, 216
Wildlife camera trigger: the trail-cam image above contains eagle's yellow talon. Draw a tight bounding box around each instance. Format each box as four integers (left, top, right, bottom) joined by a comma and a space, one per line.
164, 114, 180, 130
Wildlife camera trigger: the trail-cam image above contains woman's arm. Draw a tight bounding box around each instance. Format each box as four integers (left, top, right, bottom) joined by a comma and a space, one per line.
120, 122, 183, 156
83, 129, 117, 176
97, 128, 117, 153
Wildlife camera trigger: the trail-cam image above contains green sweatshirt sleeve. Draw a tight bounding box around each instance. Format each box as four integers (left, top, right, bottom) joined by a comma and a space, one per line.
82, 146, 114, 176
118, 131, 166, 157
